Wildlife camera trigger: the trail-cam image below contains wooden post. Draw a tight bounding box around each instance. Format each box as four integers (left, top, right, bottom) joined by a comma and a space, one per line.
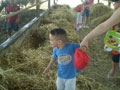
36, 0, 40, 11
36, 0, 40, 16
48, 0, 50, 8
97, 0, 100, 3
54, 0, 55, 5
108, 2, 111, 7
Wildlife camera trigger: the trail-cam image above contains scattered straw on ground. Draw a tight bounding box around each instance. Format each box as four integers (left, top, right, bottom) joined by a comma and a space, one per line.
0, 4, 119, 90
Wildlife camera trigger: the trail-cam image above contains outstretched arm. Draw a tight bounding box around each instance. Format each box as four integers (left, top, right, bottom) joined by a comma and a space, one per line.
80, 8, 120, 51
43, 58, 56, 74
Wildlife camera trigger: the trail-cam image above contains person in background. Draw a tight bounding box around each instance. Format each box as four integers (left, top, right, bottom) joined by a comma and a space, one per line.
5, 0, 20, 37
80, 0, 120, 79
81, 0, 94, 28
76, 5, 83, 32
43, 28, 81, 90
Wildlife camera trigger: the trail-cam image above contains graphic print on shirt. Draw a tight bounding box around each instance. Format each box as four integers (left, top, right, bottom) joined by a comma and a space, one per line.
58, 54, 72, 65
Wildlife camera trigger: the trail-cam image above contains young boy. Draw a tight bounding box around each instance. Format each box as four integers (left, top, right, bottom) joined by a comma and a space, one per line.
43, 28, 80, 90
76, 5, 83, 31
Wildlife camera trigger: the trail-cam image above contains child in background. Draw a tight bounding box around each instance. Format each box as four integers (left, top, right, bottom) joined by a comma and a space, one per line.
43, 28, 81, 90
76, 5, 83, 32
6, 0, 20, 37
81, 0, 94, 28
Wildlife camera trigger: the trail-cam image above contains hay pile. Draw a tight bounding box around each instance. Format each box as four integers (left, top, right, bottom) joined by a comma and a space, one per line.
76, 75, 107, 90
0, 4, 114, 90
90, 3, 112, 20
89, 3, 113, 29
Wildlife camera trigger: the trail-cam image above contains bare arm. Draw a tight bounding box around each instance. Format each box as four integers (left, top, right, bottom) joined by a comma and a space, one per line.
46, 58, 55, 69
85, 8, 120, 41
80, 8, 120, 51
43, 58, 56, 74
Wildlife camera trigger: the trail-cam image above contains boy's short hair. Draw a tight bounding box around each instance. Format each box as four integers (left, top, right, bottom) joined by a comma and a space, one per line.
50, 28, 67, 42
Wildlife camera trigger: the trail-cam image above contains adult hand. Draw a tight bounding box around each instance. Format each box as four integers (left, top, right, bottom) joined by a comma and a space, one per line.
80, 39, 88, 52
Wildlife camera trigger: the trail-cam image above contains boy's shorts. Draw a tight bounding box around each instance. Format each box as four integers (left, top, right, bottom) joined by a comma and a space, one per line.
6, 22, 19, 31
82, 7, 90, 18
56, 77, 76, 90
112, 54, 120, 63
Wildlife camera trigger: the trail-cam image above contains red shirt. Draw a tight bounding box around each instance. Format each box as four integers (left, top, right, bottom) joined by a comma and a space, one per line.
77, 6, 83, 12
6, 4, 20, 23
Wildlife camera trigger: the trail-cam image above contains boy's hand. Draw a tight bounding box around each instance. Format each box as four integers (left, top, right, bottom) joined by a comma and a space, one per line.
43, 67, 49, 74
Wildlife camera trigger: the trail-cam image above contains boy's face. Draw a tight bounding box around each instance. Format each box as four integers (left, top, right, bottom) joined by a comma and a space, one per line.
49, 34, 59, 47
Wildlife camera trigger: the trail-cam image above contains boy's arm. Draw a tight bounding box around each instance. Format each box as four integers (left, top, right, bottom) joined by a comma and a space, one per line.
43, 58, 56, 74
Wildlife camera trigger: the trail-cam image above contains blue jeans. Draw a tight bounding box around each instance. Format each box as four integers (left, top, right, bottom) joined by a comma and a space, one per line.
6, 22, 19, 31
82, 7, 90, 18
56, 77, 76, 90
